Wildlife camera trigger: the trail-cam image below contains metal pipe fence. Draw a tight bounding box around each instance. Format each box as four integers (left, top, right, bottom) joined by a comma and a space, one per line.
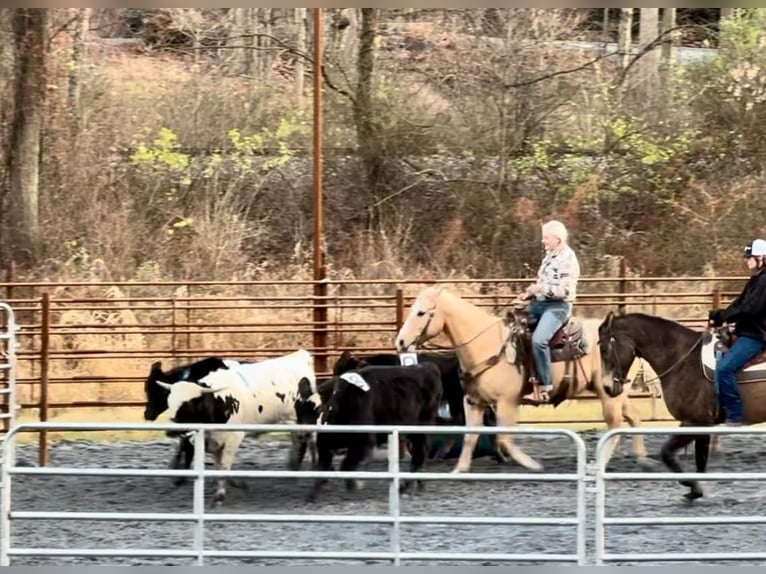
0, 422, 588, 566
594, 426, 766, 565
0, 276, 747, 464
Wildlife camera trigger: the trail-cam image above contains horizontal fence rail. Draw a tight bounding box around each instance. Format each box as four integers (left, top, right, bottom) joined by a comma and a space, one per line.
594, 427, 766, 565
0, 422, 588, 566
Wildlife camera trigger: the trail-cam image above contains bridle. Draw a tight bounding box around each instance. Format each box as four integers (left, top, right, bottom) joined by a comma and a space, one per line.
403, 295, 513, 384
598, 322, 704, 391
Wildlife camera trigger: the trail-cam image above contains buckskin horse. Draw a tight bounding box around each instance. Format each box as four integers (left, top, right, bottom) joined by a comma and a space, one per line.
598, 310, 766, 501
394, 285, 650, 474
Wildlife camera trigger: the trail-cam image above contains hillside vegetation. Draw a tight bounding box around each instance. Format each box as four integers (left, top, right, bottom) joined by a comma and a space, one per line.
2, 8, 766, 285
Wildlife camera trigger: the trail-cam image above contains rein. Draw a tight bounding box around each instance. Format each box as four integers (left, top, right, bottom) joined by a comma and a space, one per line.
603, 328, 704, 388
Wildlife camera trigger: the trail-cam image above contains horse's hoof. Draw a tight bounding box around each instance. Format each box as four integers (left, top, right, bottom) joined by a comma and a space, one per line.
683, 489, 704, 503
172, 478, 187, 487
229, 479, 248, 490
636, 457, 658, 471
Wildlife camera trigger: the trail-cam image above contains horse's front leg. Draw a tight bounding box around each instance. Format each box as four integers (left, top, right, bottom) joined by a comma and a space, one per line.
659, 432, 699, 501
452, 396, 486, 473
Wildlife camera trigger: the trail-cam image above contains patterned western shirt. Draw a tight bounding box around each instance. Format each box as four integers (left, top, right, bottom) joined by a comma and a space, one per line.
534, 245, 580, 303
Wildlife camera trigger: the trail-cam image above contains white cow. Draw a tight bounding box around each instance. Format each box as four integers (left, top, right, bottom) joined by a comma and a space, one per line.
154, 348, 317, 506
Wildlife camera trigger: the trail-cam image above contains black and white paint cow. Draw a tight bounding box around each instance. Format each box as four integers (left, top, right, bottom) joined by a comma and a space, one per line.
142, 356, 251, 484
305, 362, 443, 503
152, 348, 317, 506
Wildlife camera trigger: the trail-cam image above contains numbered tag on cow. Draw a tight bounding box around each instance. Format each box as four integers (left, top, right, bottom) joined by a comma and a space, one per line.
339, 372, 370, 392
399, 352, 418, 366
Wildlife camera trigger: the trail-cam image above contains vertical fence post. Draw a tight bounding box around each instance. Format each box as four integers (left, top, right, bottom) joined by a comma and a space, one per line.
193, 426, 206, 566
618, 256, 627, 316
395, 288, 404, 333
311, 8, 328, 376
388, 429, 401, 565
38, 293, 50, 467
185, 284, 191, 354
171, 297, 177, 359
4, 261, 13, 306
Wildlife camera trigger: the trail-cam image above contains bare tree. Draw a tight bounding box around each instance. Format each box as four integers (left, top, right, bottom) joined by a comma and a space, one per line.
294, 8, 306, 104
68, 8, 91, 128
6, 8, 48, 265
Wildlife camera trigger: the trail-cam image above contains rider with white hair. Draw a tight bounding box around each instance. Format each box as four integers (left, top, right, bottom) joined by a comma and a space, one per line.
708, 238, 766, 426
520, 219, 581, 404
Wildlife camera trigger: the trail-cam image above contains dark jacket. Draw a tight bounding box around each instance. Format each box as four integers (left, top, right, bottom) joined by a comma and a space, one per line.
717, 266, 766, 340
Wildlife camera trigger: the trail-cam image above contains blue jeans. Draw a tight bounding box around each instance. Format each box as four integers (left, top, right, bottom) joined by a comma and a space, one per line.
526, 299, 572, 390
715, 335, 766, 423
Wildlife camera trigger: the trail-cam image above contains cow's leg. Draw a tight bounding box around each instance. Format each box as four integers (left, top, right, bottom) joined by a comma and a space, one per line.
493, 397, 543, 471
169, 435, 196, 487
213, 431, 245, 507
306, 434, 334, 503
288, 432, 309, 471
402, 433, 428, 494
452, 396, 487, 473
308, 432, 318, 467
341, 438, 370, 492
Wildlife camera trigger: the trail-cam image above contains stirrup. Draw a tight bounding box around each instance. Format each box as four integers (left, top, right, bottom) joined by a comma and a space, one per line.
522, 382, 552, 404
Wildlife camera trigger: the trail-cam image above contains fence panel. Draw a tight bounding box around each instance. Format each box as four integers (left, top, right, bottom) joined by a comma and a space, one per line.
0, 422, 588, 566
0, 303, 18, 433
594, 426, 766, 565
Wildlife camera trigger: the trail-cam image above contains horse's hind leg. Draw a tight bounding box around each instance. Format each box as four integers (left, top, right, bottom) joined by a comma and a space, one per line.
492, 397, 543, 471
682, 434, 711, 502
659, 432, 699, 500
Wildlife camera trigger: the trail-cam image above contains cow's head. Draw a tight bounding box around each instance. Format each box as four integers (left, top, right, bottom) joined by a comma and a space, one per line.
332, 350, 368, 376
144, 361, 182, 421
153, 379, 240, 436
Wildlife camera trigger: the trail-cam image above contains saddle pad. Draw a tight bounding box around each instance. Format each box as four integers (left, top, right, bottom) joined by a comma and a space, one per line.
340, 372, 370, 392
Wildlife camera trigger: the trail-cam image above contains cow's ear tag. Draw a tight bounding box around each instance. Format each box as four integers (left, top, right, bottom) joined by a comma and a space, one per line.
399, 352, 418, 366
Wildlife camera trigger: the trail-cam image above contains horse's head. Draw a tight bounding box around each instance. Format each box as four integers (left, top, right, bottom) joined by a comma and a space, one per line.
597, 310, 635, 398
395, 286, 446, 352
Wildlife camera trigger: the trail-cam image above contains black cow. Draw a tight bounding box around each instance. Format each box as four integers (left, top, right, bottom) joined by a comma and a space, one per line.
142, 356, 253, 484
306, 363, 443, 503
333, 350, 465, 425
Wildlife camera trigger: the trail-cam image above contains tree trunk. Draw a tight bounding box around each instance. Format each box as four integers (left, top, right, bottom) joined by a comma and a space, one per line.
618, 8, 633, 72
294, 8, 306, 104
638, 8, 660, 100
68, 8, 90, 130
660, 8, 676, 107
6, 8, 47, 265
261, 8, 272, 80
230, 8, 250, 75
354, 8, 382, 195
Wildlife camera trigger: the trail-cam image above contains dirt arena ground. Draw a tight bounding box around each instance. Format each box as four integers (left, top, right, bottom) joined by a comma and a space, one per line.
4, 429, 766, 566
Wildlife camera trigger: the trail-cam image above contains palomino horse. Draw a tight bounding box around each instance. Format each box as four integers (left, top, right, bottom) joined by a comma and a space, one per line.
598, 310, 766, 501
394, 285, 651, 473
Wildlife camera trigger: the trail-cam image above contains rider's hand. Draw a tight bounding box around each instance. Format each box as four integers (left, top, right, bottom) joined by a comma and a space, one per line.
708, 309, 725, 327
526, 283, 542, 295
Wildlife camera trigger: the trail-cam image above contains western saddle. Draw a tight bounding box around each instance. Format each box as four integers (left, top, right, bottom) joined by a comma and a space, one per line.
505, 297, 588, 405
